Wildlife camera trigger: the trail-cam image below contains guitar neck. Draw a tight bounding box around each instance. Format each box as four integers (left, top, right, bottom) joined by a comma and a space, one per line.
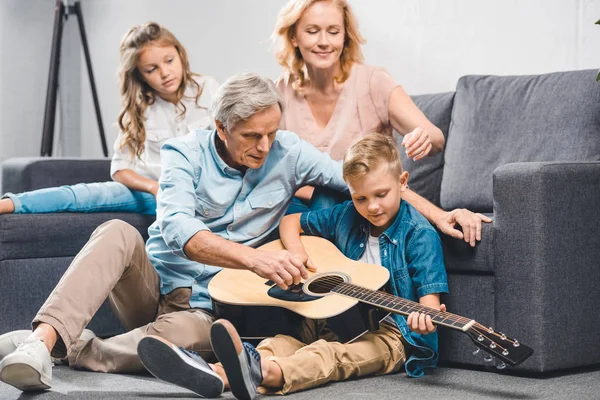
333, 283, 476, 332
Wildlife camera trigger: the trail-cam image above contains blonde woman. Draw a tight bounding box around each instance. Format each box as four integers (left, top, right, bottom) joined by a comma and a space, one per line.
275, 0, 490, 246
0, 22, 219, 216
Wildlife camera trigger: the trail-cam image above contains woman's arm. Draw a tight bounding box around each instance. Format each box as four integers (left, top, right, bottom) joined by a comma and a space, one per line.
388, 86, 445, 161
113, 169, 159, 197
403, 188, 492, 247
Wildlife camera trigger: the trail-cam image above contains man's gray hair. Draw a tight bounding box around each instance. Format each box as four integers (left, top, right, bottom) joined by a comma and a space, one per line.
211, 72, 285, 130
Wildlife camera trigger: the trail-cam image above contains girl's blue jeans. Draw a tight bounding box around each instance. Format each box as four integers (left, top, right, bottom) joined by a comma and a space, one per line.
3, 181, 157, 215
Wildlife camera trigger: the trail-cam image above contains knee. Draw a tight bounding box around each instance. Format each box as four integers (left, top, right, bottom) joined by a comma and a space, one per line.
91, 219, 143, 245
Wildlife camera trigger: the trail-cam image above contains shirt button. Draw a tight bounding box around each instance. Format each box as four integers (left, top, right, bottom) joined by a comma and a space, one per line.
228, 226, 233, 231
235, 206, 240, 211
359, 243, 364, 248
268, 201, 273, 206
392, 239, 397, 244
193, 280, 198, 284
204, 210, 209, 216
384, 250, 388, 256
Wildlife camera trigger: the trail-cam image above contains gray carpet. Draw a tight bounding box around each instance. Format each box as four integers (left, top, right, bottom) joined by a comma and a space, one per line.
1, 365, 600, 400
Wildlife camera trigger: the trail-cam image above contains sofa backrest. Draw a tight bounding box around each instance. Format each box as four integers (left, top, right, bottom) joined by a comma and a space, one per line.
440, 69, 600, 212
401, 92, 455, 207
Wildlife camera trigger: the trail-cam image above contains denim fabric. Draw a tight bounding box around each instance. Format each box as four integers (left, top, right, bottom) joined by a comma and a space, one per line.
300, 200, 448, 377
3, 181, 156, 215
285, 186, 350, 215
146, 129, 346, 310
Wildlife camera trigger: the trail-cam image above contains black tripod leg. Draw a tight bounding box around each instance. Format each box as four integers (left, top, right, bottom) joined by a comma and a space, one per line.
74, 1, 107, 157
41, 0, 64, 157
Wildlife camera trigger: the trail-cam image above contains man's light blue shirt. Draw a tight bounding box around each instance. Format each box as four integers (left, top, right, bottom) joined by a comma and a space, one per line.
146, 129, 346, 310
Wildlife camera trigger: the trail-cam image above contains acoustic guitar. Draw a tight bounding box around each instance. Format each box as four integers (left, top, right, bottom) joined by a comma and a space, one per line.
208, 236, 533, 367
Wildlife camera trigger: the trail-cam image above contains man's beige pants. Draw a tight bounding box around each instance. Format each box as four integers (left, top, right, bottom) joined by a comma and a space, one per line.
257, 318, 407, 394
32, 220, 214, 373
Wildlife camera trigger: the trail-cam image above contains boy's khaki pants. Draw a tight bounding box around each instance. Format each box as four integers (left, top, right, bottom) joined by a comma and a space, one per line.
32, 220, 214, 373
257, 319, 407, 394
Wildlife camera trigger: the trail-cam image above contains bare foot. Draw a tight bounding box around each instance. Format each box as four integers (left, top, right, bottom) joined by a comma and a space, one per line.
0, 198, 15, 214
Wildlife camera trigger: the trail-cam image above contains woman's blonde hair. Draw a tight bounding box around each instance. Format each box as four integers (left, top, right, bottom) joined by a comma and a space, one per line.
343, 134, 403, 182
273, 0, 365, 91
117, 22, 203, 159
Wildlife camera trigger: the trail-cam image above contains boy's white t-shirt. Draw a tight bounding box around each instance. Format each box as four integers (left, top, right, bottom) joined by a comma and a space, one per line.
357, 232, 397, 327
110, 75, 220, 181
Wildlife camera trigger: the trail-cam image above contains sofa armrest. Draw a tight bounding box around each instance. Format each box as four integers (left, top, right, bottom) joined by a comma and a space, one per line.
1, 157, 111, 193
493, 161, 600, 371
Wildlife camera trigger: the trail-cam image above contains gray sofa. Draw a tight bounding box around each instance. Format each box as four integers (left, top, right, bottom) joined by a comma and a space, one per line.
1, 69, 598, 375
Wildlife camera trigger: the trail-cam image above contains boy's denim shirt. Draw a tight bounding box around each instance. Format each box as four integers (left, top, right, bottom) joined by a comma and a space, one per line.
300, 200, 448, 377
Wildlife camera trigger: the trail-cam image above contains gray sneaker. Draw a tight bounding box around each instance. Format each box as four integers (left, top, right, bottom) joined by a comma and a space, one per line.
0, 329, 96, 365
210, 319, 263, 400
137, 335, 224, 398
0, 339, 52, 391
0, 330, 30, 361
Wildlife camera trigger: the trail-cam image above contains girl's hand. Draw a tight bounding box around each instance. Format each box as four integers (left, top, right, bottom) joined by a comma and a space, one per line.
407, 304, 447, 334
148, 181, 159, 198
401, 127, 433, 161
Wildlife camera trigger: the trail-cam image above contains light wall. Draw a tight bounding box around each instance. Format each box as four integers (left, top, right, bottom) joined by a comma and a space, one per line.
1, 0, 599, 161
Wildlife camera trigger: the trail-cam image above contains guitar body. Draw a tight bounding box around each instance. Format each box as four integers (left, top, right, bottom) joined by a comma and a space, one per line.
209, 236, 390, 343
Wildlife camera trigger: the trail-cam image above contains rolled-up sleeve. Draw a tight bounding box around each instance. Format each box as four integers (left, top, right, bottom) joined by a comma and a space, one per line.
158, 140, 209, 258
407, 227, 449, 298
110, 130, 137, 179
294, 138, 347, 191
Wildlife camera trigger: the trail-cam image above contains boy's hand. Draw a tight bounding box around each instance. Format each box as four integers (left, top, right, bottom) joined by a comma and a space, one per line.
407, 304, 447, 334
291, 251, 317, 273
434, 209, 492, 247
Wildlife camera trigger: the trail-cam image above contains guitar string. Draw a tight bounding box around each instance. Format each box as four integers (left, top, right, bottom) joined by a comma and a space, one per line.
306, 276, 472, 326
301, 274, 522, 349
305, 276, 520, 347
307, 278, 517, 355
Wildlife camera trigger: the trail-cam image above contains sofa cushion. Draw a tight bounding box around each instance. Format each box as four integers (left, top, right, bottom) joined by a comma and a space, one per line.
0, 213, 155, 261
441, 69, 600, 212
401, 92, 455, 207
1, 157, 111, 194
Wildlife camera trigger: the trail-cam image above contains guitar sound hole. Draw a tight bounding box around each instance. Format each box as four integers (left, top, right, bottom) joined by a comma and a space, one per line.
307, 275, 345, 294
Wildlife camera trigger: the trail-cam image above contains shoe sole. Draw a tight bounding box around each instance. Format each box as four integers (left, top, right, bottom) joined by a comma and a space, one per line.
210, 322, 256, 400
0, 362, 51, 391
137, 336, 223, 398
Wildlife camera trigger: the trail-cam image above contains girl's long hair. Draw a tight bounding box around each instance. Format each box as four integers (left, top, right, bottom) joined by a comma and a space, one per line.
117, 22, 203, 159
272, 0, 365, 92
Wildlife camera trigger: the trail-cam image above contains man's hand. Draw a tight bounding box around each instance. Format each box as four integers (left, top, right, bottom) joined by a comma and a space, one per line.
246, 250, 309, 290
407, 304, 447, 334
434, 209, 492, 247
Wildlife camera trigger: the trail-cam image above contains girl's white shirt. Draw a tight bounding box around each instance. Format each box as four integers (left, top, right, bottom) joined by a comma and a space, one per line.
111, 75, 220, 181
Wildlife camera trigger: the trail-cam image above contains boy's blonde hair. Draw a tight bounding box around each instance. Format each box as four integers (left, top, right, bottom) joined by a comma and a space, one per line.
117, 22, 204, 160
343, 134, 403, 181
272, 0, 365, 92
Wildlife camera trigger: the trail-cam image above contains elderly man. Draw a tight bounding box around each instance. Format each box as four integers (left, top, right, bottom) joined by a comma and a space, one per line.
0, 73, 346, 393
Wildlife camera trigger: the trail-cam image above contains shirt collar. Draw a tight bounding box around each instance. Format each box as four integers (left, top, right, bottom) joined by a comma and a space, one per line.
207, 130, 242, 177
357, 200, 406, 245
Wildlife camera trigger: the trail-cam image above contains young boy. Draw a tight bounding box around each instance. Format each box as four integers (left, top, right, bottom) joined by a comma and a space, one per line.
136, 134, 449, 399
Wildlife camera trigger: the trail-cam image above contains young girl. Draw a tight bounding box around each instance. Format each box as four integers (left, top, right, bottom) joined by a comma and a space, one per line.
0, 22, 219, 216
274, 0, 491, 246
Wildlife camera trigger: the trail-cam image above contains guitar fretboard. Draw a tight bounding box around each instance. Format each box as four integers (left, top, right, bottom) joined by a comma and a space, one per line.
332, 282, 475, 331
